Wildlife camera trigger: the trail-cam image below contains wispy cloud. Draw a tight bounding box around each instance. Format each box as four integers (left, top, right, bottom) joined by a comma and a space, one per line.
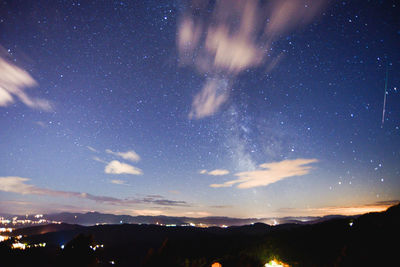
0, 56, 52, 111
209, 205, 233, 209
106, 149, 140, 162
200, 169, 230, 176
189, 78, 229, 119
35, 121, 47, 128
141, 195, 188, 207
177, 0, 328, 118
93, 156, 107, 164
210, 158, 318, 189
131, 209, 165, 216
105, 160, 143, 175
0, 176, 189, 207
0, 200, 86, 215
184, 211, 212, 217
0, 176, 114, 201
110, 179, 128, 185
87, 146, 99, 153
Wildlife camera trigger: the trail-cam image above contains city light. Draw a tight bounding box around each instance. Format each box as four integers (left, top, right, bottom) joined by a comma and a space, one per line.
0, 215, 61, 227
11, 242, 26, 250
0, 217, 11, 224
265, 259, 290, 267
26, 243, 46, 248
0, 235, 9, 242
89, 244, 104, 251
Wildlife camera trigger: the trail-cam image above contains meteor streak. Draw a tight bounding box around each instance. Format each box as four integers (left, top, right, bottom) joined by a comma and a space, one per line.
381, 63, 389, 128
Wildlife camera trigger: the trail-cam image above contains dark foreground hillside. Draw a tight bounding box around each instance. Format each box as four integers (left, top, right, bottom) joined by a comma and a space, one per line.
1, 204, 399, 267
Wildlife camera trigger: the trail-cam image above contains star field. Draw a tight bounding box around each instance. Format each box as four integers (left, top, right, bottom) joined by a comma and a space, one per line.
0, 0, 399, 218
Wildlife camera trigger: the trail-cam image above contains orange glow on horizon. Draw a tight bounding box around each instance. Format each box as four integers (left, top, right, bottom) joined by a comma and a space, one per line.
276, 202, 397, 217
265, 258, 290, 267
307, 204, 393, 216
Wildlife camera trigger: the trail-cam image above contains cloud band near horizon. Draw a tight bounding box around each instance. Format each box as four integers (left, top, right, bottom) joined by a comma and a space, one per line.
0, 176, 188, 207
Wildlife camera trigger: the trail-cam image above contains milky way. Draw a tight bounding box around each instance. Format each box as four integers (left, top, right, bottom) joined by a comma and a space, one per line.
0, 0, 399, 218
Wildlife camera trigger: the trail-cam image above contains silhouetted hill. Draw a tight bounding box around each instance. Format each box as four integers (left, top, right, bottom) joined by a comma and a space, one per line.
3, 204, 399, 266
44, 211, 264, 226
12, 223, 84, 236
2, 211, 352, 229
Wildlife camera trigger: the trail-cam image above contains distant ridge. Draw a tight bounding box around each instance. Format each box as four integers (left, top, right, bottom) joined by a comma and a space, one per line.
3, 202, 398, 228
1, 210, 352, 228
4, 203, 399, 267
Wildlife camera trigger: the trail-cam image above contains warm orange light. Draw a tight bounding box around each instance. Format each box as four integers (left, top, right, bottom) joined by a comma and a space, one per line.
211, 262, 222, 267
11, 242, 26, 250
265, 258, 290, 267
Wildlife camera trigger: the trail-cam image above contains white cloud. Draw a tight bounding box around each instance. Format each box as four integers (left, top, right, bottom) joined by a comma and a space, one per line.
105, 160, 143, 175
200, 169, 230, 176
106, 149, 140, 162
265, 0, 328, 38
0, 176, 36, 195
177, 16, 202, 61
0, 57, 52, 111
178, 0, 328, 118
210, 158, 318, 189
0, 86, 13, 106
204, 3, 264, 74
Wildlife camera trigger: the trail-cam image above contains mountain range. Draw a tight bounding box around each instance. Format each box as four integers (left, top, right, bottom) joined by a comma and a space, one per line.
1, 211, 350, 227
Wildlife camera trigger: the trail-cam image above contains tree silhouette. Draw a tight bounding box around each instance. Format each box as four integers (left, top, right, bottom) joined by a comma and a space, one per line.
62, 233, 97, 266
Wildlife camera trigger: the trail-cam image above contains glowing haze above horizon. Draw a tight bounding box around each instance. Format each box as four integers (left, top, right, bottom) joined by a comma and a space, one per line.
0, 0, 399, 219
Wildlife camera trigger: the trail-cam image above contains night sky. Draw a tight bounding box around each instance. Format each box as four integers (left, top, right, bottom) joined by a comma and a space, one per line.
0, 0, 399, 218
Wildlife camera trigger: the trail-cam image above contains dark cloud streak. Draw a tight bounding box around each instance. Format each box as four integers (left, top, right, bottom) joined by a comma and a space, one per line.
0, 176, 190, 207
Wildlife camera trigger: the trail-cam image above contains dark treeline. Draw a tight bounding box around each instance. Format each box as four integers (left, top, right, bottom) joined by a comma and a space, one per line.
1, 204, 399, 267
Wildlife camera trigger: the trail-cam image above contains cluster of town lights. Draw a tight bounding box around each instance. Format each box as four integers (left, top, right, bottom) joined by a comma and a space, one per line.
0, 215, 61, 226
89, 244, 104, 251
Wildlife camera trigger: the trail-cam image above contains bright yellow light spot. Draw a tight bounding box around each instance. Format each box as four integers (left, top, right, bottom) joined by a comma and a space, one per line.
11, 242, 26, 250
265, 258, 290, 267
211, 262, 222, 267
